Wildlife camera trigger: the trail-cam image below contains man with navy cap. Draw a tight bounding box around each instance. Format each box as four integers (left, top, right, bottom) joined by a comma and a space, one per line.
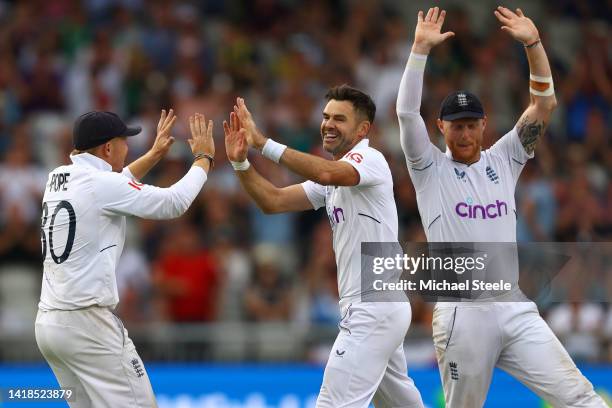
396, 6, 606, 408
35, 109, 214, 407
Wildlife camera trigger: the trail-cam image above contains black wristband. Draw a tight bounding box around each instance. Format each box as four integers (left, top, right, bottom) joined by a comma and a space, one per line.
194, 152, 214, 168
524, 38, 541, 48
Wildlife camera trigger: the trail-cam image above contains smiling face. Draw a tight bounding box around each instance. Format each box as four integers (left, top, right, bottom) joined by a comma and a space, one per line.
437, 117, 486, 164
320, 100, 370, 160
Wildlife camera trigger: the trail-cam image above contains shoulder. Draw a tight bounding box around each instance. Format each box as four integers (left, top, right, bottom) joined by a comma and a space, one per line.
89, 169, 139, 193
345, 145, 388, 167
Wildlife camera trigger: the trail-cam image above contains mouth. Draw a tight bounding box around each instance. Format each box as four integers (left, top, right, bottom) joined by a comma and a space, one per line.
323, 131, 339, 143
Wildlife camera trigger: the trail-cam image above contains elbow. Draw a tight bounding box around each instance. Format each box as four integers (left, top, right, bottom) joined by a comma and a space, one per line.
534, 95, 557, 114
315, 171, 334, 186
258, 190, 282, 214
261, 205, 277, 215
169, 196, 192, 218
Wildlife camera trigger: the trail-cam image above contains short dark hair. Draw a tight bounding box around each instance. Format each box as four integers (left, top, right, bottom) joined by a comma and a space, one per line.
325, 84, 376, 123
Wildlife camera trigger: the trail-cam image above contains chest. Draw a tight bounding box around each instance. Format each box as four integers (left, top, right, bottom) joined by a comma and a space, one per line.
442, 161, 513, 220
324, 186, 347, 228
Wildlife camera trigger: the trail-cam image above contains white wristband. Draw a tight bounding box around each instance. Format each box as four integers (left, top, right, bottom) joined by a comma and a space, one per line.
530, 87, 555, 97
262, 139, 287, 163
230, 158, 250, 171
529, 74, 555, 96
529, 74, 553, 83
407, 53, 427, 71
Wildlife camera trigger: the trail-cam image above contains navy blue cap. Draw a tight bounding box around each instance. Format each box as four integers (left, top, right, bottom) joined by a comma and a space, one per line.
439, 90, 485, 121
73, 111, 141, 150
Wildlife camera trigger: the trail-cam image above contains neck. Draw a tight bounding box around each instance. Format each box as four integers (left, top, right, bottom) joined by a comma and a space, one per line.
332, 137, 364, 161
453, 150, 481, 165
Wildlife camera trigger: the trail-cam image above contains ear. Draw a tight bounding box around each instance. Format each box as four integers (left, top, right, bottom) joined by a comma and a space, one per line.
436, 118, 444, 134
481, 116, 487, 131
358, 121, 371, 138
103, 141, 112, 158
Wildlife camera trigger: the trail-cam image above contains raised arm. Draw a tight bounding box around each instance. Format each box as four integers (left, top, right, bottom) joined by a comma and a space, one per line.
98, 114, 214, 220
234, 98, 360, 187
126, 109, 177, 180
224, 112, 313, 214
495, 6, 557, 154
398, 7, 454, 163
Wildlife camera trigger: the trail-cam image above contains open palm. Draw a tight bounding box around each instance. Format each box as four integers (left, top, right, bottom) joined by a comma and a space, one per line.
494, 6, 539, 45
413, 7, 454, 53
223, 112, 248, 162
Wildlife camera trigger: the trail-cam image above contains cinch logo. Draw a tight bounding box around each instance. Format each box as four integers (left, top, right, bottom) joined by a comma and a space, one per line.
327, 205, 345, 227
332, 206, 345, 224
455, 198, 508, 219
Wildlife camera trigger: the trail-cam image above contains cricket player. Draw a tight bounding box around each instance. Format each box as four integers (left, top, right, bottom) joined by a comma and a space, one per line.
397, 6, 607, 407
224, 89, 424, 407
35, 110, 214, 407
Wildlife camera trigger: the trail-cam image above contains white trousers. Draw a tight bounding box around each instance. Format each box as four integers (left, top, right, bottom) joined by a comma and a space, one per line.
35, 307, 156, 408
316, 301, 424, 408
432, 302, 607, 408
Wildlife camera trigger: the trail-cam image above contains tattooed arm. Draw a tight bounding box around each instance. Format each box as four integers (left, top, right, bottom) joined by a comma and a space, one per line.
495, 6, 557, 154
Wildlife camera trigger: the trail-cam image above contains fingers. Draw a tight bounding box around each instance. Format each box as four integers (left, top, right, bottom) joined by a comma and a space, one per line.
206, 119, 213, 140
417, 10, 423, 23
442, 31, 455, 41
494, 10, 511, 25
223, 120, 231, 138
164, 136, 175, 148
516, 8, 524, 17
162, 114, 177, 134
198, 113, 206, 136
431, 6, 439, 23
189, 114, 196, 138
230, 111, 238, 131
438, 9, 446, 25
496, 6, 515, 19
425, 7, 433, 22
164, 109, 174, 128
158, 109, 166, 130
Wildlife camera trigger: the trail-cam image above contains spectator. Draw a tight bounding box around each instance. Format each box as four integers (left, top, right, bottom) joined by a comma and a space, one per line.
153, 222, 219, 322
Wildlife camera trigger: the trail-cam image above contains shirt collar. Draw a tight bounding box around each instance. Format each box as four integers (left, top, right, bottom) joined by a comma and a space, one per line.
70, 153, 113, 172
445, 145, 483, 168
354, 138, 369, 149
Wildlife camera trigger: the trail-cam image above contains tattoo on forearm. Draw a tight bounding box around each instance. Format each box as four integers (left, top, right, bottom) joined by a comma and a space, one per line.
517, 117, 546, 154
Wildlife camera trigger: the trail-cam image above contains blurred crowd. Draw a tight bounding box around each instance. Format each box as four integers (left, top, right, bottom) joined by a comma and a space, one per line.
0, 0, 610, 363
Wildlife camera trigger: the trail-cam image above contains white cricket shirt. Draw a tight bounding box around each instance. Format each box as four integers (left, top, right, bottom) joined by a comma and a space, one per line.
301, 139, 399, 300
397, 54, 533, 300
408, 128, 533, 243
39, 153, 207, 311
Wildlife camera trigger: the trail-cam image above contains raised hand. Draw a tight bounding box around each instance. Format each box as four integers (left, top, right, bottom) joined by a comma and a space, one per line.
151, 109, 177, 157
494, 6, 539, 45
412, 7, 455, 54
234, 97, 267, 150
188, 113, 214, 156
223, 111, 248, 162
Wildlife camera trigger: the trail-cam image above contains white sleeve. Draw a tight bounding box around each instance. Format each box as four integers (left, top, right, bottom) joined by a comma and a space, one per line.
121, 166, 135, 179
94, 166, 207, 219
301, 180, 326, 210
340, 147, 388, 187
396, 53, 434, 167
488, 127, 534, 184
